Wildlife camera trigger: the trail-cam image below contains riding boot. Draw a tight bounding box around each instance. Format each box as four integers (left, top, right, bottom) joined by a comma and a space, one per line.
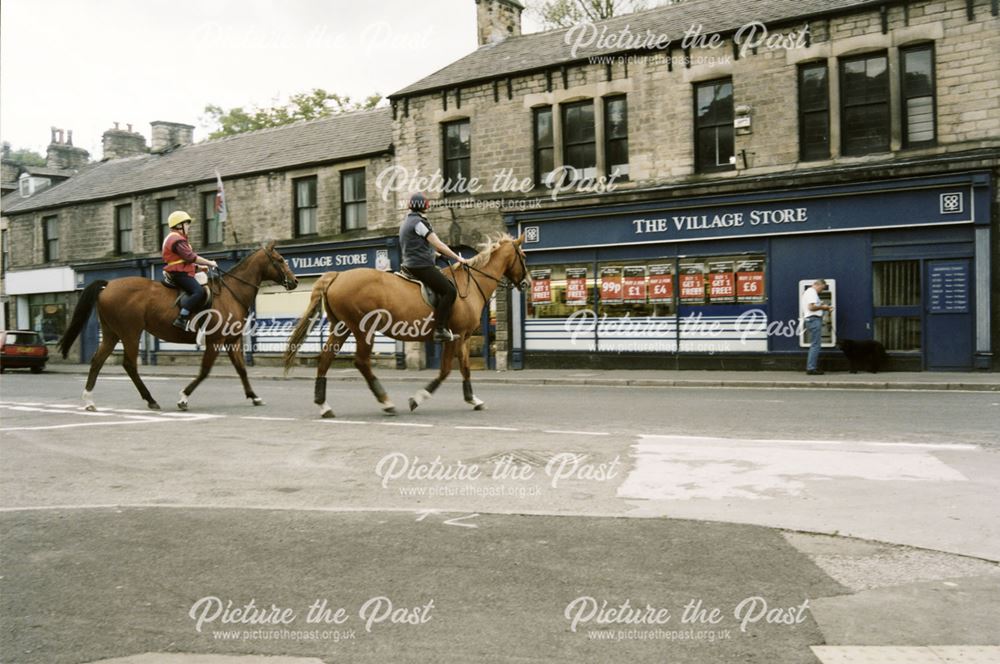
433, 327, 455, 342
172, 314, 189, 330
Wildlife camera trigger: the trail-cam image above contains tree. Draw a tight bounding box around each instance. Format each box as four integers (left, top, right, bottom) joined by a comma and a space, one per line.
528, 0, 683, 29
202, 89, 384, 139
2, 142, 45, 167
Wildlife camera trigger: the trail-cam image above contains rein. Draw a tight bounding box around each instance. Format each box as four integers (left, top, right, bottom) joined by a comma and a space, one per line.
211, 249, 293, 311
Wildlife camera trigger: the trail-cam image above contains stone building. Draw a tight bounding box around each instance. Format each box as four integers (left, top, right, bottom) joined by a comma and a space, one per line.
388, 0, 999, 370
2, 110, 396, 364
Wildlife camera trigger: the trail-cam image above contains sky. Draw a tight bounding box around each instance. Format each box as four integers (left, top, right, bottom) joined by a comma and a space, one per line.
0, 0, 545, 159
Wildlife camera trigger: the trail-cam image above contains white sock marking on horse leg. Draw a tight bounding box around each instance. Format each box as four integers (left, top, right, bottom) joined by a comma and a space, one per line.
412, 389, 432, 406
319, 402, 334, 417
466, 395, 485, 407
82, 390, 96, 411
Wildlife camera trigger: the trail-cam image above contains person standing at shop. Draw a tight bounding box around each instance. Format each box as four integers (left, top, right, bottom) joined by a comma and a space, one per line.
801, 279, 833, 375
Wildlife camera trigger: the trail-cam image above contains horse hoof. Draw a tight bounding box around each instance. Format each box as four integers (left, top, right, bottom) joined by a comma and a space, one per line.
252, 398, 265, 406
383, 406, 397, 415
177, 401, 188, 411
85, 404, 97, 412
408, 398, 419, 411
474, 403, 487, 411
148, 402, 161, 411
321, 410, 335, 419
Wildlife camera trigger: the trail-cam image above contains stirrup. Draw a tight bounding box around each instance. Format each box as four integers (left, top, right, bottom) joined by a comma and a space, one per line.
433, 328, 455, 342
172, 316, 189, 331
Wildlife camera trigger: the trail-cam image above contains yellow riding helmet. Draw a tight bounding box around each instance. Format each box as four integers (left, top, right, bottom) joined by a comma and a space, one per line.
167, 211, 193, 228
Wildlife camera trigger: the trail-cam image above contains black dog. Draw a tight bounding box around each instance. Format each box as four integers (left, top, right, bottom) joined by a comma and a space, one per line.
837, 339, 887, 373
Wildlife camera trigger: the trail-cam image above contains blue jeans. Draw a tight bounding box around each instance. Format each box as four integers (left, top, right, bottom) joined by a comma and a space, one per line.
805, 315, 823, 371
170, 272, 205, 315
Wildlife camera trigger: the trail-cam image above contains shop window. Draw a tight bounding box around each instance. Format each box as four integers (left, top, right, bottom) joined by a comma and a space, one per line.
158, 198, 177, 245
798, 62, 830, 161
115, 204, 132, 254
604, 96, 629, 179
43, 215, 59, 262
873, 260, 920, 351
562, 100, 596, 180
840, 52, 890, 155
442, 119, 471, 196
901, 43, 936, 148
694, 78, 734, 172
533, 106, 554, 186
676, 255, 767, 306
203, 191, 224, 244
28, 293, 70, 343
341, 169, 367, 231
526, 263, 596, 319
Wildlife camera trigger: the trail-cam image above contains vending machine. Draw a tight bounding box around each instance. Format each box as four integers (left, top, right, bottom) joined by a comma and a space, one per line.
798, 279, 837, 348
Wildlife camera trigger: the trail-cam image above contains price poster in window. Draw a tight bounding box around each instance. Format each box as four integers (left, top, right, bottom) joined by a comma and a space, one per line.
623, 266, 647, 302
648, 264, 674, 303
678, 261, 706, 303
736, 258, 766, 303
530, 269, 552, 304
565, 267, 589, 305
707, 260, 736, 303
600, 266, 624, 304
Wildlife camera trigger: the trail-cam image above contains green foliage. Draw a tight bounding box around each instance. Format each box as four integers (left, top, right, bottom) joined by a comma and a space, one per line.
528, 0, 682, 29
2, 142, 45, 167
202, 89, 384, 139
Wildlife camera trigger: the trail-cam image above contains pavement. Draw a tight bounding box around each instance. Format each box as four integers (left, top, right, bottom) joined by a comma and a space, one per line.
34, 360, 1000, 392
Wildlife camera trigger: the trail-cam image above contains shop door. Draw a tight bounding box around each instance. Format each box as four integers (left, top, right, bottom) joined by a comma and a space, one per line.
924, 259, 974, 370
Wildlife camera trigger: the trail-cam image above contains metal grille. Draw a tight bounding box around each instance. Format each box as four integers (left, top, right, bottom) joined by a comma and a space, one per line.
873, 261, 920, 306
875, 316, 921, 351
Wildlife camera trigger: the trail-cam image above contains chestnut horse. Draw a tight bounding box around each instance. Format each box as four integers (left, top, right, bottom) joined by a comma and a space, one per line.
283, 234, 529, 417
58, 241, 298, 411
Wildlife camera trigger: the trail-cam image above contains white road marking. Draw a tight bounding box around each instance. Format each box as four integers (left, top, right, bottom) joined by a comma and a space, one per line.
543, 429, 610, 436
619, 434, 969, 501
454, 425, 519, 431
442, 513, 479, 529
811, 645, 1000, 664
80, 376, 171, 382
319, 419, 369, 425
381, 422, 434, 428
241, 416, 297, 421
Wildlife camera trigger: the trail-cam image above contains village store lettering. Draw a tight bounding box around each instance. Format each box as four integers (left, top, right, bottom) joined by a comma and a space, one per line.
291, 253, 370, 270
632, 208, 808, 235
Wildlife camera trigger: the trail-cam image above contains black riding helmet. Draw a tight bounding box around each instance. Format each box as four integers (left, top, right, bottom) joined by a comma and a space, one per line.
408, 192, 428, 212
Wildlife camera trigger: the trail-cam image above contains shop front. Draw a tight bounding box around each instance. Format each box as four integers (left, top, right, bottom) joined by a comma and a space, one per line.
506, 172, 993, 371
5, 266, 78, 347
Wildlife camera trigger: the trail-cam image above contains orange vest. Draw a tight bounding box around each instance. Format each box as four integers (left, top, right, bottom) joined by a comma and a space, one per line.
162, 231, 196, 275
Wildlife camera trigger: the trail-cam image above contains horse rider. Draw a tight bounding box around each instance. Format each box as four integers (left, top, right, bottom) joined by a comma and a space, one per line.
162, 211, 219, 330
399, 193, 468, 342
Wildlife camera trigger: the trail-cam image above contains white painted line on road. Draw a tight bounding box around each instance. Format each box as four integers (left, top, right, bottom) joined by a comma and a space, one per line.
543, 429, 610, 436
0, 404, 115, 417
319, 419, 369, 425
381, 422, 434, 428
83, 376, 171, 382
864, 442, 980, 450
454, 425, 519, 432
0, 401, 42, 406
442, 513, 480, 529
644, 434, 978, 450
1, 420, 168, 432
241, 416, 297, 421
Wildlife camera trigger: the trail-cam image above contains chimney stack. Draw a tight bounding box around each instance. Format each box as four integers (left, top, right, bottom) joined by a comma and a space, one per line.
150, 121, 195, 153
102, 124, 148, 160
475, 0, 523, 46
46, 127, 90, 170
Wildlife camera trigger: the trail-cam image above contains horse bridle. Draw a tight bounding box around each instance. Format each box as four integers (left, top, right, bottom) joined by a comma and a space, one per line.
458, 247, 530, 294
212, 248, 296, 310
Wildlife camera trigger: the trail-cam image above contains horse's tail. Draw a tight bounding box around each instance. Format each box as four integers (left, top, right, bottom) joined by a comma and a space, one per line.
58, 280, 107, 359
283, 272, 338, 373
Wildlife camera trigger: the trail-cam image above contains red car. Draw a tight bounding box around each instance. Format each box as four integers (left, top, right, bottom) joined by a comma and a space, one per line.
0, 330, 49, 373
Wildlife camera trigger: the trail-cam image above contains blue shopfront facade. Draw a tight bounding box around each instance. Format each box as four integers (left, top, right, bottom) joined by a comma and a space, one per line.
72, 236, 401, 364
505, 172, 993, 371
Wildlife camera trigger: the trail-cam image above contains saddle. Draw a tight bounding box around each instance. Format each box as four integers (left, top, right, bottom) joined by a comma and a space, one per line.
395, 267, 438, 308
162, 270, 213, 310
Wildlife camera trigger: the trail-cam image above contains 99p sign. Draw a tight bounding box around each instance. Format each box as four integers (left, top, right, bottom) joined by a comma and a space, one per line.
600, 266, 624, 305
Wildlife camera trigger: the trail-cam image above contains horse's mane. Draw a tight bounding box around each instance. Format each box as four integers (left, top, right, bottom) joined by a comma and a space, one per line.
466, 233, 516, 269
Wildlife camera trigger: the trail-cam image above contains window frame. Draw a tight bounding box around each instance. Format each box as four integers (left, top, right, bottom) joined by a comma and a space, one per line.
442, 119, 471, 197
693, 78, 735, 173
603, 95, 629, 180
839, 51, 891, 156
293, 176, 318, 237
561, 99, 597, 179
533, 106, 554, 187
797, 61, 830, 161
340, 168, 367, 232
202, 191, 223, 245
899, 42, 937, 149
114, 204, 132, 255
42, 215, 59, 262
157, 198, 177, 246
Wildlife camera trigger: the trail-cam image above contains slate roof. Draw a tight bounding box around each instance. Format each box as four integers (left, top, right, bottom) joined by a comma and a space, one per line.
392, 0, 880, 97
2, 108, 393, 215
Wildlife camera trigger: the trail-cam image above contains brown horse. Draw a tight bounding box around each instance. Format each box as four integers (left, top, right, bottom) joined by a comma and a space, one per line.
58, 241, 298, 412
283, 234, 529, 417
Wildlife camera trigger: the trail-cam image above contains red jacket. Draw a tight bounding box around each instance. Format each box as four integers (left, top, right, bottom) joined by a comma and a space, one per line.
162, 231, 198, 275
